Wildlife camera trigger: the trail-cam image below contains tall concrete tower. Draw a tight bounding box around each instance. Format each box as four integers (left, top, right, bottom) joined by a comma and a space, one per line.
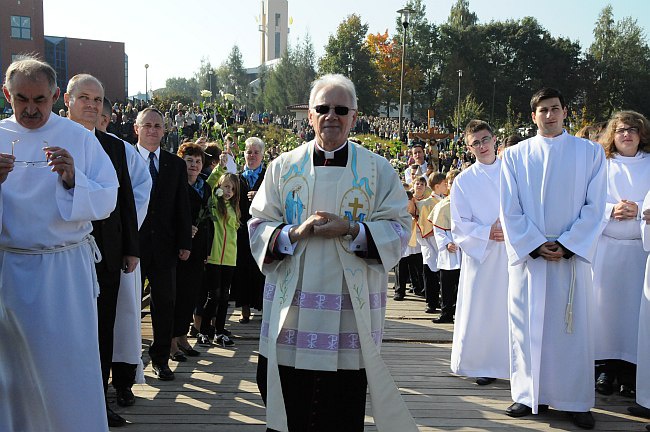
259, 0, 288, 64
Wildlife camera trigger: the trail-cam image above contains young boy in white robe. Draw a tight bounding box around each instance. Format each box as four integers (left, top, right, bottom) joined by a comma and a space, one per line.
450, 120, 510, 386
429, 169, 462, 324
500, 87, 606, 430
416, 173, 447, 313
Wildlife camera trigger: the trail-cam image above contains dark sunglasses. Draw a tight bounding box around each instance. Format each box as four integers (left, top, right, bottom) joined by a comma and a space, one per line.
313, 105, 355, 116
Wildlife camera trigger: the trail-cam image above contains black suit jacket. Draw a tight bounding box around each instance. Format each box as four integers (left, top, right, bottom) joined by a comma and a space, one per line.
92, 130, 140, 273
139, 148, 192, 267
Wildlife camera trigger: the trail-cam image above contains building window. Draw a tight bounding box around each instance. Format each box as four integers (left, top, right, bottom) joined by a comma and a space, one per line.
275, 13, 280, 27
10, 16, 31, 40
275, 32, 281, 58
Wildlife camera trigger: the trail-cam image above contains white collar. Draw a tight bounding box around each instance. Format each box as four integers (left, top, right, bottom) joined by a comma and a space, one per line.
315, 140, 348, 160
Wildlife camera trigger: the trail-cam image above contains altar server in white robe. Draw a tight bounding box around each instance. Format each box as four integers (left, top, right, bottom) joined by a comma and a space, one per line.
97, 97, 152, 401
0, 57, 118, 432
592, 111, 650, 398
249, 74, 417, 432
630, 193, 650, 422
450, 120, 509, 385
500, 88, 606, 430
429, 169, 462, 324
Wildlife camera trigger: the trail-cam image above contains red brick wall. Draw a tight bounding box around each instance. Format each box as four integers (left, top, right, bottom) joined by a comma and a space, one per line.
0, 0, 45, 76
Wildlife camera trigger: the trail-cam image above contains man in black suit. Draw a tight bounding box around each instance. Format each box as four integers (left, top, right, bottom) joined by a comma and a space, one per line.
64, 74, 139, 428
135, 107, 192, 381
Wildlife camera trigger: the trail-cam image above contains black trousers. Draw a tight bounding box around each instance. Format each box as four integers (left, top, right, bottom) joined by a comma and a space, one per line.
111, 362, 137, 390
201, 264, 234, 336
439, 269, 460, 318
596, 359, 637, 387
423, 264, 440, 309
173, 257, 205, 337
97, 269, 121, 394
395, 253, 424, 296
141, 259, 177, 366
256, 355, 367, 432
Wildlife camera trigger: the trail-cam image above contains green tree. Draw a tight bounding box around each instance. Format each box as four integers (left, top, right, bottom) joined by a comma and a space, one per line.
447, 0, 478, 30
583, 5, 650, 119
319, 14, 378, 113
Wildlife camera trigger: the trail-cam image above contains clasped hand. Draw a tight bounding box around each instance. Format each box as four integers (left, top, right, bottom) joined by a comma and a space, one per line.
289, 211, 350, 242
612, 199, 638, 221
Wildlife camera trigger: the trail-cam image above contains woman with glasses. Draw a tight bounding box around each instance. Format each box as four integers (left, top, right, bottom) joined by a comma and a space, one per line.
592, 110, 650, 399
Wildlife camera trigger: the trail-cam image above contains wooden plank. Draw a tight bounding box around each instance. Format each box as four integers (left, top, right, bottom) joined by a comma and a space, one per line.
111, 282, 648, 432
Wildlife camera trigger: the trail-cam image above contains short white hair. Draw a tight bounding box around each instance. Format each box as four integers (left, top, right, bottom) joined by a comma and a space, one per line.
245, 136, 266, 152
308, 74, 357, 110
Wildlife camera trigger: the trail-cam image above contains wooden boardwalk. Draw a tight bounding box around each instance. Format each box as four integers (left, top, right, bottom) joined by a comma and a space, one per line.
112, 288, 649, 431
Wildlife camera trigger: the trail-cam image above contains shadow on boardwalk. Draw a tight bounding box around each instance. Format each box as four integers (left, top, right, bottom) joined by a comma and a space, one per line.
113, 290, 648, 431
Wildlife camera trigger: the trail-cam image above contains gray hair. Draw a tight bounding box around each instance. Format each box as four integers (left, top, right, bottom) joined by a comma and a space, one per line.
308, 74, 357, 110
136, 107, 164, 125
4, 55, 57, 95
67, 73, 104, 96
245, 136, 266, 153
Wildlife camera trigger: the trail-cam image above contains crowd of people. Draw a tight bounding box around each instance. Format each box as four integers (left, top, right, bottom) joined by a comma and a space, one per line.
1, 54, 649, 432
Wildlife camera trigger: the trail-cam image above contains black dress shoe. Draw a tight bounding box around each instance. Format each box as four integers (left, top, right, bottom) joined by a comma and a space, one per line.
178, 344, 200, 357
432, 315, 454, 324
393, 294, 404, 301
170, 351, 187, 362
475, 377, 496, 386
116, 387, 136, 407
238, 316, 251, 324
619, 384, 636, 398
567, 411, 595, 429
505, 402, 532, 417
152, 363, 175, 381
628, 404, 650, 419
595, 373, 614, 395
107, 406, 126, 427
424, 306, 437, 314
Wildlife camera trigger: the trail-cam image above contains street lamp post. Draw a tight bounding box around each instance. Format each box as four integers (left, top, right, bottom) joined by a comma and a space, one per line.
397, 6, 413, 143
456, 69, 462, 137
144, 64, 149, 104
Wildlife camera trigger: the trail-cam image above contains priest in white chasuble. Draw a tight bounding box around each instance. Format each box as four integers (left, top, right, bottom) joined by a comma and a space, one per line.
248, 74, 417, 432
449, 120, 509, 385
500, 88, 606, 430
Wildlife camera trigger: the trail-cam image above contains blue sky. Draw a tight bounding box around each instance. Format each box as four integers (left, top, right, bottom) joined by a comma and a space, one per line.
43, 0, 649, 96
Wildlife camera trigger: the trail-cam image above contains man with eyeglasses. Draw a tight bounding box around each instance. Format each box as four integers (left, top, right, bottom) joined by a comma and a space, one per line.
64, 73, 140, 428
0, 56, 118, 431
448, 120, 510, 387
249, 74, 417, 432
135, 107, 192, 382
500, 88, 606, 429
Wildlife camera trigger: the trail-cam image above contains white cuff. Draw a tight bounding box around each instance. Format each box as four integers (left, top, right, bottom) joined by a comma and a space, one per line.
277, 225, 298, 255
348, 222, 368, 252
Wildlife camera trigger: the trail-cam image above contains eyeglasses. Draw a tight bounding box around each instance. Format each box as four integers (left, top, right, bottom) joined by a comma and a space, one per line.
615, 127, 639, 135
313, 105, 355, 116
11, 139, 49, 168
468, 136, 493, 148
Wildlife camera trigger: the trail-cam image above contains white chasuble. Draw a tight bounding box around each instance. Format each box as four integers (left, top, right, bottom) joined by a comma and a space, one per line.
450, 160, 509, 379
592, 153, 650, 363
500, 132, 606, 413
0, 114, 119, 432
249, 140, 415, 431
113, 140, 152, 383
637, 191, 650, 409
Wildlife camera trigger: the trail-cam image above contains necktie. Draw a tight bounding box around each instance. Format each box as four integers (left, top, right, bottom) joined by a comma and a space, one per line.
148, 152, 158, 188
